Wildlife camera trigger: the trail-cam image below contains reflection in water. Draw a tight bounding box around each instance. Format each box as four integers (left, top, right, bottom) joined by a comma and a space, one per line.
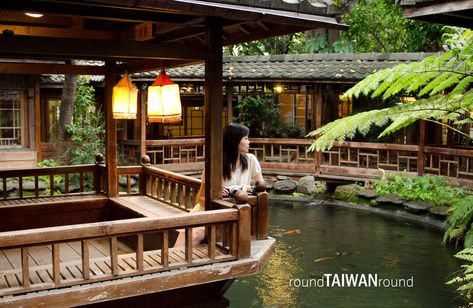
226, 200, 465, 307
254, 235, 303, 307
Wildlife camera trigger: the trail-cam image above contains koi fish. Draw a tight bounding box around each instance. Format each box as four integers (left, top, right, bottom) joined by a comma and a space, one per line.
283, 229, 301, 235
314, 256, 336, 263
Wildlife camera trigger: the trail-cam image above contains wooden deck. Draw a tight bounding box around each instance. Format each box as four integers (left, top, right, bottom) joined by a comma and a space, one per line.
0, 239, 231, 294
0, 238, 275, 307
111, 195, 189, 216
0, 163, 270, 306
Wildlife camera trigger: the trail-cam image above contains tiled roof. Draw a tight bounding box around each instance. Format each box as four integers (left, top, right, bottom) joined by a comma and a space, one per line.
42, 53, 435, 84
137, 53, 435, 82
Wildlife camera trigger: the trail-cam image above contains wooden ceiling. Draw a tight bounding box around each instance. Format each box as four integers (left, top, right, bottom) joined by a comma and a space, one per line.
401, 0, 473, 28
0, 0, 346, 73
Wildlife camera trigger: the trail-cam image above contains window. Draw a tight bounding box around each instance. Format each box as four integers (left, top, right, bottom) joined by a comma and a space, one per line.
0, 90, 23, 148
279, 93, 311, 132
47, 98, 61, 142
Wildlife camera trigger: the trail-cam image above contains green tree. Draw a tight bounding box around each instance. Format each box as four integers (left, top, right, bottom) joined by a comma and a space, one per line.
307, 27, 473, 152
225, 0, 442, 56
224, 33, 305, 56
234, 95, 282, 137
340, 0, 442, 52
66, 77, 105, 166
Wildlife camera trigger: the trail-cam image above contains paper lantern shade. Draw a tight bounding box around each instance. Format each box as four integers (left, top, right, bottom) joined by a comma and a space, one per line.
147, 70, 182, 123
112, 73, 138, 119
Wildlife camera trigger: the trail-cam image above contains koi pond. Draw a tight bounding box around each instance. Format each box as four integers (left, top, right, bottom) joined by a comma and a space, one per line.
226, 199, 465, 307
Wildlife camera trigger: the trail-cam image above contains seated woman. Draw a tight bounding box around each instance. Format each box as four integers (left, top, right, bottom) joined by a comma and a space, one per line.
174, 123, 264, 247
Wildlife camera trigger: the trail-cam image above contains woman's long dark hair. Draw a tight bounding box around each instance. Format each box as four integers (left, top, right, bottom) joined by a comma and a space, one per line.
223, 123, 249, 181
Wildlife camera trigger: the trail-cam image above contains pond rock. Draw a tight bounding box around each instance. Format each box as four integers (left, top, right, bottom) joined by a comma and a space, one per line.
429, 206, 449, 218
358, 189, 379, 199
54, 183, 81, 193
274, 180, 297, 194
22, 180, 48, 191
376, 194, 404, 206
0, 182, 19, 194
264, 180, 274, 191
334, 184, 361, 197
403, 201, 433, 214
119, 176, 137, 187
276, 175, 291, 181
297, 176, 317, 195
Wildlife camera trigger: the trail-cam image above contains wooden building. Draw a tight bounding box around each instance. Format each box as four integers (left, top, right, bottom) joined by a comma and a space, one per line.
0, 0, 345, 306
33, 52, 432, 164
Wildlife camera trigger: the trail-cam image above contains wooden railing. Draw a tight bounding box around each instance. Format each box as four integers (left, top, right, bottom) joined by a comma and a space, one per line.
0, 157, 106, 201
120, 137, 473, 183
117, 159, 268, 239
0, 205, 244, 297
320, 142, 420, 178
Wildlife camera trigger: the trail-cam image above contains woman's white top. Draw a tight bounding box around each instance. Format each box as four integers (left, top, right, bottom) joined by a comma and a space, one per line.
192, 153, 261, 212
223, 153, 262, 187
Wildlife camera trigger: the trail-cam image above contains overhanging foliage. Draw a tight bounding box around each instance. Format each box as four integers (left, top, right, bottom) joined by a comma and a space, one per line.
308, 28, 473, 152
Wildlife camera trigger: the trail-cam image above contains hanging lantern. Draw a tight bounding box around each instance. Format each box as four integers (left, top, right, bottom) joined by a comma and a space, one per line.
112, 72, 138, 119
147, 70, 182, 123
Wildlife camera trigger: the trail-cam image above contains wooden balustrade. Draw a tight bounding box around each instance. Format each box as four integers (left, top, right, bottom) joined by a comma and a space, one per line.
0, 206, 243, 297
143, 166, 201, 211
120, 138, 473, 183
320, 142, 420, 178
0, 161, 105, 202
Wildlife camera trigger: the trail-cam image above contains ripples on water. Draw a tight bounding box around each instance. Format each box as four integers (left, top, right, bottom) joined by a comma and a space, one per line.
226, 199, 465, 308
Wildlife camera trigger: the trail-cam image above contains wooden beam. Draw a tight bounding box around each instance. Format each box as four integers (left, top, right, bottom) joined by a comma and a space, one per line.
0, 2, 194, 24
123, 59, 201, 73
0, 35, 208, 60
403, 0, 473, 19
105, 62, 118, 197
204, 17, 223, 211
0, 24, 119, 40
0, 62, 106, 75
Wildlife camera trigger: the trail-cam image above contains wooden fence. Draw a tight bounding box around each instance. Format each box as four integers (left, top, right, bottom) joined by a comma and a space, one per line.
120, 138, 473, 182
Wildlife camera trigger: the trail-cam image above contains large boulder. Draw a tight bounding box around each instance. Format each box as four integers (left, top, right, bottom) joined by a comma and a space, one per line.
119, 175, 137, 187
335, 184, 361, 197
22, 180, 48, 191
274, 180, 297, 194
0, 182, 18, 194
296, 175, 317, 195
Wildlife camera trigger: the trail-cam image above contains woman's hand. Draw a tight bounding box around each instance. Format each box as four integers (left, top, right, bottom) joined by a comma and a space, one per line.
241, 185, 253, 193
222, 186, 230, 197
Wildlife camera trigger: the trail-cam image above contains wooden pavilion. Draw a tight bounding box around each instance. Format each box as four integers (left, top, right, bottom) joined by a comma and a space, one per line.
0, 0, 345, 306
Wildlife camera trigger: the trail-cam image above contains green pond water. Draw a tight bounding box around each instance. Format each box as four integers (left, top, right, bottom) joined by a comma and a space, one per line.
226, 199, 465, 307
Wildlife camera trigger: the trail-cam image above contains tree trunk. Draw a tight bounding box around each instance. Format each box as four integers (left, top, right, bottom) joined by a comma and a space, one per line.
57, 60, 79, 164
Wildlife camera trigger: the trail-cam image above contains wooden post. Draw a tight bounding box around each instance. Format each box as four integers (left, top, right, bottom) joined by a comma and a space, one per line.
417, 119, 426, 176
256, 192, 269, 239
140, 87, 147, 160
35, 78, 41, 162
105, 62, 118, 197
236, 203, 251, 258
204, 17, 223, 211
314, 84, 323, 174
226, 84, 233, 124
